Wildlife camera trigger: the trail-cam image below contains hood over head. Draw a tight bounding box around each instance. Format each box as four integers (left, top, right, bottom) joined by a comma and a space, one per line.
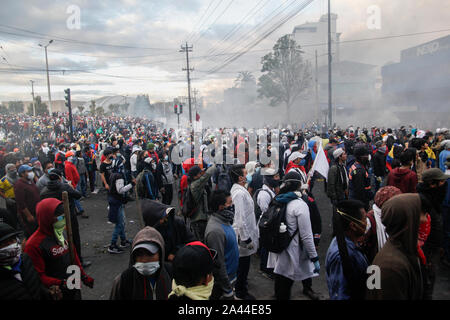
36, 198, 63, 236
182, 158, 196, 174
381, 194, 421, 258
141, 199, 175, 227
130, 226, 165, 267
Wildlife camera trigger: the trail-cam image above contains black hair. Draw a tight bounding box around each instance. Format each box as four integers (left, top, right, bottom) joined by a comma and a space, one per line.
229, 164, 245, 184
43, 160, 53, 170
332, 199, 366, 299
209, 190, 231, 212
399, 149, 415, 166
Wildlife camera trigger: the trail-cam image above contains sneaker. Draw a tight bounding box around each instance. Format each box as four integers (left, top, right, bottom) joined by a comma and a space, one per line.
303, 288, 320, 300
108, 245, 125, 254
235, 293, 256, 300
119, 240, 132, 248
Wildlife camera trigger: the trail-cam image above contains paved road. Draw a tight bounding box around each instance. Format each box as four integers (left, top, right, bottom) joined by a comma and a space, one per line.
73, 180, 449, 300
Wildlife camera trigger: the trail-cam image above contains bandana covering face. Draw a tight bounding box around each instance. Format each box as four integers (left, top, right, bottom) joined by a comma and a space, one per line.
53, 216, 66, 247
0, 242, 21, 266
169, 277, 214, 300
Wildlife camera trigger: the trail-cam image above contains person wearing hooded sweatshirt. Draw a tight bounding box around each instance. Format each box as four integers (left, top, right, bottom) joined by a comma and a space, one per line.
366, 194, 426, 300
0, 163, 19, 230
348, 146, 373, 211
387, 149, 418, 193
169, 241, 215, 300
141, 199, 195, 276
361, 186, 402, 264
325, 200, 369, 300
205, 190, 239, 300
267, 170, 320, 301
285, 151, 307, 175
0, 222, 51, 300
327, 148, 349, 206
24, 198, 94, 300
109, 226, 172, 300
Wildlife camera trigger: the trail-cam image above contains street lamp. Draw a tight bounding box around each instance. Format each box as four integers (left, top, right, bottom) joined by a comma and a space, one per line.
39, 39, 53, 115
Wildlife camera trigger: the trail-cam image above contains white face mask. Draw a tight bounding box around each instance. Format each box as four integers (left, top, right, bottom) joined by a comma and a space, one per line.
134, 261, 160, 276
0, 242, 21, 266
27, 171, 35, 180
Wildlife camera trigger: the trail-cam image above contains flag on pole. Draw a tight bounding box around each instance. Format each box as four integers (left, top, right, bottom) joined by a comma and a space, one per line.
308, 141, 329, 181
196, 112, 200, 122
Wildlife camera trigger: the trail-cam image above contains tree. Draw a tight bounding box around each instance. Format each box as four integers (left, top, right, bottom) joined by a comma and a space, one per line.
95, 106, 104, 116
8, 101, 24, 114
89, 100, 96, 116
234, 71, 256, 88
77, 105, 85, 114
0, 104, 9, 115
257, 35, 312, 118
108, 103, 120, 114
26, 96, 48, 116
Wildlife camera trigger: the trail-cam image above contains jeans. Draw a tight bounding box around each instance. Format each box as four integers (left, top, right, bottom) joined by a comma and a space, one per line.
259, 247, 273, 274
77, 174, 87, 197
74, 197, 84, 213
274, 273, 294, 300
111, 205, 126, 245
235, 255, 251, 298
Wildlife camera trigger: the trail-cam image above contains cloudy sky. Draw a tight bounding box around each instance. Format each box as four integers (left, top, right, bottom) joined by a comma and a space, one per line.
0, 0, 449, 104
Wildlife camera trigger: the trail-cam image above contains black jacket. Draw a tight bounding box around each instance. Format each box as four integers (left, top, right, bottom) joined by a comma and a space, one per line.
0, 253, 48, 300
327, 162, 348, 203
372, 151, 387, 178
40, 180, 81, 215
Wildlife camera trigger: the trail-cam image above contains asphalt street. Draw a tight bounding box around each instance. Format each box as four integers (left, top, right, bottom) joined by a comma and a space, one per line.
47, 179, 450, 300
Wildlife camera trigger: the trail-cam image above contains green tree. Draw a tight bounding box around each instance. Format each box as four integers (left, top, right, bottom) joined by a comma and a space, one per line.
8, 101, 24, 114
257, 35, 312, 118
89, 100, 96, 116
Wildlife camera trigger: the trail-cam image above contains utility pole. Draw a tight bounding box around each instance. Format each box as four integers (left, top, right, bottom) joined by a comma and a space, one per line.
64, 88, 74, 142
327, 0, 332, 129
180, 42, 193, 128
30, 80, 36, 116
314, 50, 319, 126
193, 88, 198, 131
39, 40, 53, 115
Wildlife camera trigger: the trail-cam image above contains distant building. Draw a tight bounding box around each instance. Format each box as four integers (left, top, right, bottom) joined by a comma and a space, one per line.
132, 95, 153, 117
382, 34, 450, 115
292, 13, 341, 67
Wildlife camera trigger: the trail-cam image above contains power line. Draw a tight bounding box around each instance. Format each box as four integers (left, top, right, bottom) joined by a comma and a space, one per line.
186, 0, 217, 43
189, 0, 222, 44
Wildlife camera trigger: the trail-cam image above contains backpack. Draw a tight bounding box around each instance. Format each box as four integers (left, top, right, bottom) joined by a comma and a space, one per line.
216, 164, 232, 192
181, 184, 198, 219
258, 198, 298, 253
253, 188, 273, 223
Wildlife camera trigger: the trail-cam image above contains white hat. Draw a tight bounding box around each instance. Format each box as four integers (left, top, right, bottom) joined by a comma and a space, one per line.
288, 151, 306, 163
442, 140, 450, 149
333, 148, 345, 159
132, 145, 142, 153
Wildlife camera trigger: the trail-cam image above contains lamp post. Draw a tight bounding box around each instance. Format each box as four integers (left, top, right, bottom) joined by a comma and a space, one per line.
39, 40, 53, 115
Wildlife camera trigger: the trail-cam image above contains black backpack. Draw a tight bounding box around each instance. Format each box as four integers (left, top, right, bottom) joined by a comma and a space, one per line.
253, 188, 273, 223
181, 184, 198, 219
216, 164, 232, 192
258, 198, 298, 253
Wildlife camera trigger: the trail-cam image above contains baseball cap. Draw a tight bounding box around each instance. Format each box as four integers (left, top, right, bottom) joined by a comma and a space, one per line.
288, 151, 306, 163
0, 223, 21, 243
173, 242, 216, 277
422, 168, 450, 182
18, 165, 33, 174
132, 242, 160, 255
333, 148, 345, 159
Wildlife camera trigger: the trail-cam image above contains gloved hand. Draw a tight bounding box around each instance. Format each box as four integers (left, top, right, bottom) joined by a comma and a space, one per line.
82, 274, 94, 288
313, 260, 320, 274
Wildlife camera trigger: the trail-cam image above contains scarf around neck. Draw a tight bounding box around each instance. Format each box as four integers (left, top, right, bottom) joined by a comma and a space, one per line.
169, 278, 214, 300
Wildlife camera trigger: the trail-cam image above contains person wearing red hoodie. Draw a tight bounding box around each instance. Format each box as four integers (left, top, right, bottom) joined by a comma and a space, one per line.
387, 149, 418, 193
285, 151, 307, 175
64, 151, 86, 216
179, 158, 196, 207
24, 198, 94, 300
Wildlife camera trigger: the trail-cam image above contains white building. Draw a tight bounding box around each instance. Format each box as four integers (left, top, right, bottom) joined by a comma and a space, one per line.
292, 13, 340, 67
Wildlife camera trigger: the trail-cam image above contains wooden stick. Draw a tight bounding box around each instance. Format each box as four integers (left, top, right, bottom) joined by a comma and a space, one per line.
62, 191, 75, 264
135, 186, 144, 228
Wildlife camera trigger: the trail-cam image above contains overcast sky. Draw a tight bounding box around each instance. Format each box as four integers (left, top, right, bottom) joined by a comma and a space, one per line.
0, 0, 449, 104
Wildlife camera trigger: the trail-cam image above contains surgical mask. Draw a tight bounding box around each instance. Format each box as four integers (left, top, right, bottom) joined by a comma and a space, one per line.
27, 172, 35, 180
152, 163, 157, 170
134, 261, 160, 276
0, 242, 21, 266
164, 156, 169, 161
246, 173, 253, 184
53, 215, 66, 246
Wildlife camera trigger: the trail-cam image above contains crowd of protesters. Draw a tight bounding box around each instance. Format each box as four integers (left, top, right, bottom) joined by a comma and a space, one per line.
0, 113, 449, 301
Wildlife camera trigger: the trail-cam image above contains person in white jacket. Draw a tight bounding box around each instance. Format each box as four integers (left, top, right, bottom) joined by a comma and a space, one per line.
230, 164, 258, 300
267, 170, 321, 300
130, 145, 141, 178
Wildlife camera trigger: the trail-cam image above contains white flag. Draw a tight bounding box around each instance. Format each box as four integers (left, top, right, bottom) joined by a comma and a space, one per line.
309, 142, 329, 181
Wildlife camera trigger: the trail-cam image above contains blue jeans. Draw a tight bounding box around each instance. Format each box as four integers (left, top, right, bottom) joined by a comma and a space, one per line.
77, 174, 87, 197
74, 198, 84, 213
111, 205, 126, 246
